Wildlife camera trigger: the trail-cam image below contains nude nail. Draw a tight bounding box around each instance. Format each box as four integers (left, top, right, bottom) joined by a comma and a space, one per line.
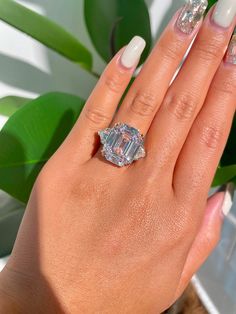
213, 0, 236, 28
120, 36, 146, 69
176, 0, 208, 35
225, 29, 236, 64
222, 182, 235, 216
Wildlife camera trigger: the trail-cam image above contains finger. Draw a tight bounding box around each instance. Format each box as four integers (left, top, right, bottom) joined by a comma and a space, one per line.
59, 37, 146, 164
173, 42, 236, 200
112, 1, 206, 135
175, 184, 235, 299
146, 6, 235, 172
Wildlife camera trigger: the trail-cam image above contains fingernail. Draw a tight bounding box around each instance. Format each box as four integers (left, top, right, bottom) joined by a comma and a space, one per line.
120, 36, 146, 69
176, 0, 208, 35
225, 29, 236, 64
222, 182, 235, 216
213, 0, 236, 28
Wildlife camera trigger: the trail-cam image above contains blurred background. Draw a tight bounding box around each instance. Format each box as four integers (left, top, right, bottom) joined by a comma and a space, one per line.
0, 0, 185, 100
0, 1, 235, 313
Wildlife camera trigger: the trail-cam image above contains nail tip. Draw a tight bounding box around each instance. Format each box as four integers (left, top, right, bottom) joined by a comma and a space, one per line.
213, 15, 231, 29
176, 0, 208, 35
212, 0, 236, 29
120, 36, 146, 68
133, 35, 146, 45
222, 182, 235, 216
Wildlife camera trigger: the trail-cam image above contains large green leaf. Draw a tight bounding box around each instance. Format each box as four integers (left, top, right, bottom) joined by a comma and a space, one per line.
0, 191, 25, 257
0, 0, 92, 70
232, 176, 236, 185
0, 92, 85, 203
0, 96, 30, 117
221, 116, 236, 167
212, 165, 236, 187
84, 0, 152, 64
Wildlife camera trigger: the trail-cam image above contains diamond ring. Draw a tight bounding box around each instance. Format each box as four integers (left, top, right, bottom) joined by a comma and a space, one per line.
98, 123, 146, 167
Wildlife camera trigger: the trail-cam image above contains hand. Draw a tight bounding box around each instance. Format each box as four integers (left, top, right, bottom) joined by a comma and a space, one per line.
0, 1, 235, 313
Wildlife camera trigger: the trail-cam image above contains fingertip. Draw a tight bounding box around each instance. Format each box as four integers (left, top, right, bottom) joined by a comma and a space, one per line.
120, 36, 146, 69
204, 184, 235, 226
175, 0, 207, 36
206, 190, 225, 217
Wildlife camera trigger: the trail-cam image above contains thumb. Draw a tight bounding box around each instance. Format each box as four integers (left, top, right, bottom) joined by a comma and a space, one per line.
175, 183, 235, 300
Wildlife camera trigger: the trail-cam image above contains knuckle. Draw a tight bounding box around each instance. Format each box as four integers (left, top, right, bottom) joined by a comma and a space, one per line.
165, 93, 197, 121
199, 124, 224, 149
159, 38, 184, 62
129, 91, 157, 117
84, 107, 110, 128
194, 36, 225, 62
103, 72, 124, 94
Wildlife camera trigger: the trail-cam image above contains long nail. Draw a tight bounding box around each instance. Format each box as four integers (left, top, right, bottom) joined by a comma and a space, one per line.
222, 182, 235, 216
213, 0, 236, 28
120, 36, 146, 69
176, 0, 208, 35
225, 29, 236, 64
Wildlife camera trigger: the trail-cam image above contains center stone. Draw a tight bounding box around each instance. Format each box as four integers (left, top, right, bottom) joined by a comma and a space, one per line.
99, 123, 145, 167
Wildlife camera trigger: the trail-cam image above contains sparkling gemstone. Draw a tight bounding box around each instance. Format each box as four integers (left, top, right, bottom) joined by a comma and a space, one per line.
99, 123, 145, 167
177, 0, 208, 35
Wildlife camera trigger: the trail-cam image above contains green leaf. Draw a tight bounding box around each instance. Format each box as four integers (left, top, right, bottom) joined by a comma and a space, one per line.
233, 177, 236, 185
207, 0, 217, 10
84, 0, 152, 64
0, 0, 92, 70
0, 207, 24, 257
0, 96, 31, 117
212, 165, 236, 187
221, 115, 236, 166
0, 192, 24, 257
0, 92, 85, 203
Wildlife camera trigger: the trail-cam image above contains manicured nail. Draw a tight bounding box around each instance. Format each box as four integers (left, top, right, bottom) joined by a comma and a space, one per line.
225, 29, 236, 64
222, 182, 235, 216
120, 36, 146, 69
213, 0, 236, 28
176, 0, 208, 35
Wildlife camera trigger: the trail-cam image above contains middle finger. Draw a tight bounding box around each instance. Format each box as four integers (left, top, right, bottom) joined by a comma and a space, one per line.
112, 0, 207, 134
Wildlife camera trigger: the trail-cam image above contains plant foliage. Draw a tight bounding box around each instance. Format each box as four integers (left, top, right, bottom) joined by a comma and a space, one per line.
0, 0, 234, 257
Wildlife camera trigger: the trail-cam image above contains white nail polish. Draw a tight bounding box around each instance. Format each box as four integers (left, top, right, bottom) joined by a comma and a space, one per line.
213, 0, 236, 28
222, 182, 235, 216
120, 36, 146, 68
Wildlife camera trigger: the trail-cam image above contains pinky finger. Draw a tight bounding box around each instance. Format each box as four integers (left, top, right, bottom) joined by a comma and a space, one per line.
174, 183, 235, 300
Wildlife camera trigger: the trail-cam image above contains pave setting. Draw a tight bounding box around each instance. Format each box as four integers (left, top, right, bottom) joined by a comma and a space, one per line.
98, 123, 146, 167
176, 0, 208, 35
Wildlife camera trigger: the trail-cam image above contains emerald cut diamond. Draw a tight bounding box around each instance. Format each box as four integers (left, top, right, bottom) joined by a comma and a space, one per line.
98, 123, 145, 167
